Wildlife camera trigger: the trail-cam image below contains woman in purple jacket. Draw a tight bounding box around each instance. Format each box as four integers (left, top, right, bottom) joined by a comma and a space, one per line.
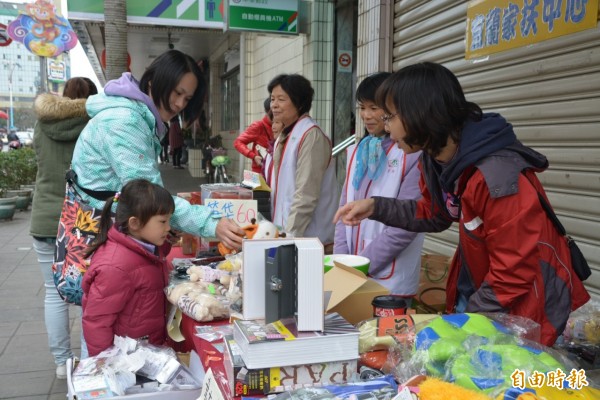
334, 73, 425, 297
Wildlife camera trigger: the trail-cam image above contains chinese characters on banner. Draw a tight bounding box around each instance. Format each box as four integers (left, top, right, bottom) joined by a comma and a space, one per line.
227, 0, 299, 34
465, 0, 599, 59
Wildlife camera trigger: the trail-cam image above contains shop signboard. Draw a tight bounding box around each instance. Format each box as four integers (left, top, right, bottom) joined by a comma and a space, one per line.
465, 0, 599, 59
47, 59, 66, 83
67, 0, 225, 29
226, 0, 298, 34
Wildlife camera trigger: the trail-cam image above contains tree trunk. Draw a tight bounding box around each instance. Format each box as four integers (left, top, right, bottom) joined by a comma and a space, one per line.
104, 0, 128, 81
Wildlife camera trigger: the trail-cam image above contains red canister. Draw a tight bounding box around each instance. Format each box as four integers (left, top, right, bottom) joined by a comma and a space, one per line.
372, 295, 409, 317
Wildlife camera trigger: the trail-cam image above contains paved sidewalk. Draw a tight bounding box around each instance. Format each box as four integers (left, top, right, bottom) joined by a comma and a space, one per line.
0, 163, 207, 399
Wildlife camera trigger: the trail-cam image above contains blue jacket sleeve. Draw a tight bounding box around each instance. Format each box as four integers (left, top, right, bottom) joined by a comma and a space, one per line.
102, 114, 218, 237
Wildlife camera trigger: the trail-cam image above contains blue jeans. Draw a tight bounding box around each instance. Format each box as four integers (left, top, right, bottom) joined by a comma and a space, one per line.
456, 292, 469, 313
33, 238, 89, 364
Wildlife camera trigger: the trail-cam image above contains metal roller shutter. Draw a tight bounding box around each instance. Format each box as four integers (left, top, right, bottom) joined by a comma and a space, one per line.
392, 0, 600, 299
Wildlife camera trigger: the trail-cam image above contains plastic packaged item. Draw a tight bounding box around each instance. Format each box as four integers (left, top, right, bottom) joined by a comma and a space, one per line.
166, 253, 243, 322
386, 313, 576, 397
357, 314, 438, 354
70, 338, 201, 398
272, 374, 398, 399
562, 300, 600, 345
165, 281, 231, 322
195, 324, 233, 342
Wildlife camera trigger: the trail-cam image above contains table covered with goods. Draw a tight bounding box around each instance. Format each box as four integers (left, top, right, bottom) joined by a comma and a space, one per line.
67, 182, 600, 399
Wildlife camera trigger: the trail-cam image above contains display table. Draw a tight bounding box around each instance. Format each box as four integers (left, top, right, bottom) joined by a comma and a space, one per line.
166, 246, 237, 397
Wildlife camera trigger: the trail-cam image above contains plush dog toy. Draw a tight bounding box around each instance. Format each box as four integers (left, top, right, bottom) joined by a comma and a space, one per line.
218, 218, 282, 255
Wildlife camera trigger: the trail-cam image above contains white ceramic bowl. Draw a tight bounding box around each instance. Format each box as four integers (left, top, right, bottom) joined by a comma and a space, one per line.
324, 254, 370, 275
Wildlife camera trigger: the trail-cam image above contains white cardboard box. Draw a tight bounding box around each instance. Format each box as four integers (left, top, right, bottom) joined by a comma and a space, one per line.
66, 357, 202, 400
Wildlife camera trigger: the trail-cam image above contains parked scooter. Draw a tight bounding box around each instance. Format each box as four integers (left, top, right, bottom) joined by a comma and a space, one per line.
211, 148, 230, 183
8, 140, 21, 150
6, 131, 21, 150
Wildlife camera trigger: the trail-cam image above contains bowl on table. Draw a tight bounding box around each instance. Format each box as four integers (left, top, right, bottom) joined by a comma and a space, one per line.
324, 254, 370, 275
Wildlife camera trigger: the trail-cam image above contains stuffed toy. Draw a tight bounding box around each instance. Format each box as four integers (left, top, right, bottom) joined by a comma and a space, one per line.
166, 253, 244, 322
165, 280, 229, 322
178, 290, 229, 322
185, 255, 242, 286
186, 265, 223, 283
218, 218, 282, 255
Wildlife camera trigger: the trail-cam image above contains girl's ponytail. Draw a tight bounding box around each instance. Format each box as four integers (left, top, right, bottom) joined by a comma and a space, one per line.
82, 179, 174, 258
83, 194, 117, 258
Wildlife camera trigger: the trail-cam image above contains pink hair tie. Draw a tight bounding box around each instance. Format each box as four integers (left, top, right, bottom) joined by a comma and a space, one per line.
113, 192, 121, 203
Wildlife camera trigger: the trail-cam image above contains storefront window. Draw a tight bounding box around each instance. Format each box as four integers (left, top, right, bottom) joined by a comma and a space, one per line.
220, 66, 239, 131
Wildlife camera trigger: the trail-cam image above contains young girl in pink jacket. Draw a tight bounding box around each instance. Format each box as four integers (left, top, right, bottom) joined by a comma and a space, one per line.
82, 179, 175, 356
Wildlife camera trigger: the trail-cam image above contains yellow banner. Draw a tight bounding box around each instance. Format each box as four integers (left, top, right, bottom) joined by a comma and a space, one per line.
466, 0, 599, 59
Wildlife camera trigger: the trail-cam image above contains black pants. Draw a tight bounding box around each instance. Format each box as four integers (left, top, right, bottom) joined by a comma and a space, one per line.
160, 144, 169, 162
172, 147, 183, 167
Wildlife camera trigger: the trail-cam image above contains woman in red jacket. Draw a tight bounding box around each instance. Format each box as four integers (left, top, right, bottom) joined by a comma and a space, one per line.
234, 97, 274, 174
82, 179, 175, 356
335, 62, 589, 346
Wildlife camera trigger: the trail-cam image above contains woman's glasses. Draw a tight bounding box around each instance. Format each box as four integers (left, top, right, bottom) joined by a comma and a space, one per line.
380, 113, 398, 124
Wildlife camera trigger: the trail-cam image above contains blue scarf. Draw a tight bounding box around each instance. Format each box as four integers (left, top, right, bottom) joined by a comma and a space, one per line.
352, 135, 387, 190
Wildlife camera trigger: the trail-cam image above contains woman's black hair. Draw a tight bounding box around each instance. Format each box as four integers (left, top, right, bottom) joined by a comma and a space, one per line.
356, 72, 392, 138
356, 72, 391, 103
267, 74, 314, 116
139, 49, 206, 123
63, 77, 98, 100
375, 62, 482, 157
85, 179, 175, 257
83, 77, 99, 96
263, 97, 271, 114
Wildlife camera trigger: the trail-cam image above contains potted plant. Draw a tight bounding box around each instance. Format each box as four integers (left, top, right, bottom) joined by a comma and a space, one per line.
0, 148, 37, 212
0, 153, 17, 220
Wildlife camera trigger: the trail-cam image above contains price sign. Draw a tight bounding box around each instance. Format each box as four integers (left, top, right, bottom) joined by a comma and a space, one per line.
242, 169, 261, 188
199, 368, 226, 400
242, 169, 270, 191
204, 199, 258, 226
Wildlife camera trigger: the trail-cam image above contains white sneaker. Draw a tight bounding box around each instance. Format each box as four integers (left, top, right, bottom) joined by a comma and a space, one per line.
56, 364, 67, 379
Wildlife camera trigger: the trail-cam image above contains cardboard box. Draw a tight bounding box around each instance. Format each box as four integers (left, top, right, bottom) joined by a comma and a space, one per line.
324, 262, 390, 325
416, 254, 452, 313
66, 358, 202, 400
